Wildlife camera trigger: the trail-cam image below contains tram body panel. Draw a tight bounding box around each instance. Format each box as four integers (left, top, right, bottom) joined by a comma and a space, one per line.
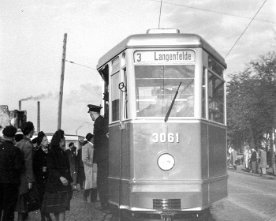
208, 124, 227, 177
133, 122, 201, 180
108, 120, 227, 211
200, 122, 227, 204
108, 122, 132, 207
130, 121, 204, 211
200, 123, 208, 180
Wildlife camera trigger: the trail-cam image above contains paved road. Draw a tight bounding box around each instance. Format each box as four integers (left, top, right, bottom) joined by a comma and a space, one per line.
25, 170, 276, 221
211, 170, 276, 221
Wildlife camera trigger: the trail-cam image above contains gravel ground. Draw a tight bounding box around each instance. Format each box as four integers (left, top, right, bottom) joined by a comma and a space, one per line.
16, 190, 113, 221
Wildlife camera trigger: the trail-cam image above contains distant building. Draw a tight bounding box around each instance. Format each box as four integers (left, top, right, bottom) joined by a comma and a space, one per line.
0, 105, 10, 129
0, 105, 27, 131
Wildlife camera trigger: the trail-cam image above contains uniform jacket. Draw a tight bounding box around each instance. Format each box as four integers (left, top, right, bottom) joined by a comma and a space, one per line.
16, 137, 35, 194
45, 148, 73, 193
0, 138, 24, 184
93, 115, 109, 163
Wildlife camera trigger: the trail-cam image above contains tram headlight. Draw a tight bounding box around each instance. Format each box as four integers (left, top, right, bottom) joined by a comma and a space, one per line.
157, 153, 175, 171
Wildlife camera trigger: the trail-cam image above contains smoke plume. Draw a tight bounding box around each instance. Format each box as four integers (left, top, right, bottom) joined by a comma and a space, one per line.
20, 92, 57, 101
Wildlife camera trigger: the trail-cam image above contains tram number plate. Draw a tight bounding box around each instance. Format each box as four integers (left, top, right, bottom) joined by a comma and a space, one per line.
152, 133, 179, 143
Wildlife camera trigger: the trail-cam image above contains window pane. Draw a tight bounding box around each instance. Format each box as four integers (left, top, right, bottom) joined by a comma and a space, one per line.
111, 72, 120, 121
208, 56, 223, 76
135, 65, 195, 118
123, 68, 128, 119
208, 72, 224, 123
164, 65, 195, 78
202, 67, 206, 119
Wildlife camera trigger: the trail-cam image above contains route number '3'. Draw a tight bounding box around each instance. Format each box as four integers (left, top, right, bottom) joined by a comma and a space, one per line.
152, 133, 180, 143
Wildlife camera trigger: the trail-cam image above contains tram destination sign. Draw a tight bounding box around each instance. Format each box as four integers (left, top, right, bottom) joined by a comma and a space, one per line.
134, 50, 195, 64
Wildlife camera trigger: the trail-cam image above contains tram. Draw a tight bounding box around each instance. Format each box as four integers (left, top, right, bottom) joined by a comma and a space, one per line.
96, 29, 227, 220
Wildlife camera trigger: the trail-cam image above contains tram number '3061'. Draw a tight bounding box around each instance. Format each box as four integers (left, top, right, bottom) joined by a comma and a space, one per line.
152, 133, 180, 143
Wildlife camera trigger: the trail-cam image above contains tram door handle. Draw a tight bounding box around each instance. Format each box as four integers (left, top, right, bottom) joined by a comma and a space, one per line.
118, 82, 126, 92
119, 121, 125, 130
118, 82, 126, 130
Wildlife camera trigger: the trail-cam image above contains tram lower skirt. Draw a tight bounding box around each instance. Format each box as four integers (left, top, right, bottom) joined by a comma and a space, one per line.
110, 208, 213, 221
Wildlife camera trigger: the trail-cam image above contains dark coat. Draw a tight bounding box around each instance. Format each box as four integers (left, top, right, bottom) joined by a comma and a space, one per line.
77, 148, 84, 169
16, 137, 35, 194
76, 147, 85, 185
65, 149, 77, 173
93, 115, 109, 163
251, 151, 257, 162
0, 139, 24, 184
45, 148, 72, 193
33, 147, 49, 185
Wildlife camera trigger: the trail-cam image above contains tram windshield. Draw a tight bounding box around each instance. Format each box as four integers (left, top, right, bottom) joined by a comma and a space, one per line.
135, 65, 195, 118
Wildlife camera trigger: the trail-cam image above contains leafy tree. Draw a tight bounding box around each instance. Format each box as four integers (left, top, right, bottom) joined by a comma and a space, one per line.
227, 51, 276, 174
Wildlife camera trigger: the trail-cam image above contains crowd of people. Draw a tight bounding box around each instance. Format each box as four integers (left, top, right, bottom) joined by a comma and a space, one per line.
0, 104, 109, 221
228, 144, 273, 176
243, 145, 268, 175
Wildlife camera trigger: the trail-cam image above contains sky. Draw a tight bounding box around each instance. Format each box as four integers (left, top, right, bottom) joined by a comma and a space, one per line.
1, 0, 276, 136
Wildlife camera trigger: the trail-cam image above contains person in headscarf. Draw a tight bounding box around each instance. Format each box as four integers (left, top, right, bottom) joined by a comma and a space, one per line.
33, 131, 52, 221
42, 129, 72, 221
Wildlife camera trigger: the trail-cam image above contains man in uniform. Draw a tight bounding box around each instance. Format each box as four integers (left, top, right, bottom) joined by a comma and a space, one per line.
87, 104, 109, 210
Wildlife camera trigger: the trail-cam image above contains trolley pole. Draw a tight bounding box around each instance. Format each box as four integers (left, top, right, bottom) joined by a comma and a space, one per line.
57, 33, 67, 130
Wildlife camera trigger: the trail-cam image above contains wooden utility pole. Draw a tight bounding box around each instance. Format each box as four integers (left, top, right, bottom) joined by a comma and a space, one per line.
57, 33, 67, 130
37, 101, 40, 132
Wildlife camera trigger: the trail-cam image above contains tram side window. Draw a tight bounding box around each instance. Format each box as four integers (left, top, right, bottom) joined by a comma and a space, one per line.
100, 65, 109, 120
202, 67, 206, 119
111, 72, 120, 122
208, 71, 224, 123
208, 56, 223, 76
123, 68, 128, 119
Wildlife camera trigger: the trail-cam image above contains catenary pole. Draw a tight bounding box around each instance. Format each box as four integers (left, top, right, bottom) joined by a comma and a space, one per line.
57, 33, 67, 130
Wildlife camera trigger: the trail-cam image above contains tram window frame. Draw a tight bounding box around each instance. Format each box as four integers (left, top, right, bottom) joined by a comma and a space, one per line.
99, 65, 109, 120
122, 67, 128, 120
135, 65, 195, 118
202, 67, 207, 119
111, 57, 120, 122
207, 69, 225, 124
208, 55, 224, 76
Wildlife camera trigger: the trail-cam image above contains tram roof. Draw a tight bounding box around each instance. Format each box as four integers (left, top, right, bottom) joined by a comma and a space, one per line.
97, 30, 227, 69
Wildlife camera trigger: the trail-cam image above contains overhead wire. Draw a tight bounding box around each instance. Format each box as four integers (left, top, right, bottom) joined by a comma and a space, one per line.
225, 0, 268, 58
65, 60, 97, 70
149, 0, 276, 25
152, 0, 270, 59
